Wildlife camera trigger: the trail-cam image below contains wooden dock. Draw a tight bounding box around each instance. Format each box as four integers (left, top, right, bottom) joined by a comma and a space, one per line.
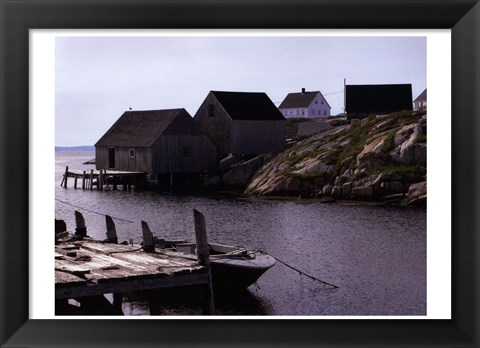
60, 166, 146, 191
55, 210, 214, 315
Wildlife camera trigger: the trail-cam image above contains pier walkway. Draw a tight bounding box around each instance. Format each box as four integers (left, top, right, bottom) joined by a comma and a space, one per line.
55, 210, 214, 315
60, 166, 146, 191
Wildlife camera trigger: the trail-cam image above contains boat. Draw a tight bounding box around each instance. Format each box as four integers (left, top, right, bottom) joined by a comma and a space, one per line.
153, 238, 276, 289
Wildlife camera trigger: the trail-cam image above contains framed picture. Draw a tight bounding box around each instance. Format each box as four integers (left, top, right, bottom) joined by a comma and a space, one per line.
1, 0, 479, 347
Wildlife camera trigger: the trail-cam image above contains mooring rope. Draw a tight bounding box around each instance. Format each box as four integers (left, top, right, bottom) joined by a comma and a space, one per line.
259, 249, 339, 289
55, 198, 134, 223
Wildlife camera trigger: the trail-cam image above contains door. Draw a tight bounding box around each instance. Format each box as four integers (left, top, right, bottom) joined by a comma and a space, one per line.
108, 147, 115, 168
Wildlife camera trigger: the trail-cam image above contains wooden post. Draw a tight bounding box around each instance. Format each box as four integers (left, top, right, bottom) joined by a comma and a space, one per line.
74, 176, 78, 189
141, 221, 155, 253
63, 166, 69, 188
148, 290, 162, 315
99, 170, 103, 191
74, 210, 87, 238
193, 209, 215, 315
82, 171, 86, 189
89, 169, 94, 191
55, 219, 68, 242
112, 293, 123, 314
170, 172, 173, 190
105, 215, 118, 243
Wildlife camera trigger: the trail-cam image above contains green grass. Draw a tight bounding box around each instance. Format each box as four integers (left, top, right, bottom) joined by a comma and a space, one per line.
414, 134, 427, 143
380, 164, 425, 182
283, 170, 328, 179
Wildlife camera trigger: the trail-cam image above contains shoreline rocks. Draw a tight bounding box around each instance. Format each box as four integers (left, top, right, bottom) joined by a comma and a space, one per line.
206, 111, 427, 207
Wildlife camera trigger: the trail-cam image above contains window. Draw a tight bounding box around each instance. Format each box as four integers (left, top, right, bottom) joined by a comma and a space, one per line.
183, 146, 192, 156
129, 148, 135, 158
208, 104, 215, 117
301, 110, 305, 116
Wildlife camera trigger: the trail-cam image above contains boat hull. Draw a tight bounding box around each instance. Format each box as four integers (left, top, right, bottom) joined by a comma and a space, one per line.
210, 260, 272, 289
157, 241, 275, 290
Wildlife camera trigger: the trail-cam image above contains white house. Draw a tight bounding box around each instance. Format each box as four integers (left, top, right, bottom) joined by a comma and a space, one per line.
278, 88, 331, 118
413, 89, 427, 111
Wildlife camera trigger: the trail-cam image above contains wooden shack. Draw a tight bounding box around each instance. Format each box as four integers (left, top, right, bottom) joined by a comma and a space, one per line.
95, 109, 216, 173
345, 84, 413, 120
194, 91, 286, 160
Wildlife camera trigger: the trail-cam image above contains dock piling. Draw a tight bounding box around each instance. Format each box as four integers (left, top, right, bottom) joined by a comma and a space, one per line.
105, 215, 118, 243
193, 209, 215, 315
141, 221, 155, 253
89, 169, 94, 191
74, 210, 87, 238
63, 166, 69, 188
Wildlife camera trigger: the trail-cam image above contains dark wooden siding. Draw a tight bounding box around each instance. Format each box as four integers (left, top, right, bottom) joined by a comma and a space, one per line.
152, 135, 216, 173
346, 84, 413, 119
193, 92, 232, 159
230, 120, 286, 155
96, 146, 152, 172
96, 146, 108, 169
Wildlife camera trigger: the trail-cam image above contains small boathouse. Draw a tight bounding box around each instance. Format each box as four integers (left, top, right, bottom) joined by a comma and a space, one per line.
95, 109, 217, 174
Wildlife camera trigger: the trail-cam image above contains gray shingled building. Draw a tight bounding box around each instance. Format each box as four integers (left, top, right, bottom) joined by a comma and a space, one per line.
194, 91, 286, 159
95, 109, 216, 173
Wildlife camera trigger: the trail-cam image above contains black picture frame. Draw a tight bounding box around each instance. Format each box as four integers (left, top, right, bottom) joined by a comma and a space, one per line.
1, 0, 479, 347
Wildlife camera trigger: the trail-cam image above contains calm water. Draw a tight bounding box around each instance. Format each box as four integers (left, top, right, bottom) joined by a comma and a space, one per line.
55, 151, 426, 316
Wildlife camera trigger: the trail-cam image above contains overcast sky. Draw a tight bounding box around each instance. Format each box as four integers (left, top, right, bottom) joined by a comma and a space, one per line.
55, 36, 426, 146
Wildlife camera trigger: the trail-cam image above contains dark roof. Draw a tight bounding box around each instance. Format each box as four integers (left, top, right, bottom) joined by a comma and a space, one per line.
95, 109, 199, 147
346, 84, 413, 115
278, 91, 330, 109
414, 89, 427, 102
211, 91, 285, 121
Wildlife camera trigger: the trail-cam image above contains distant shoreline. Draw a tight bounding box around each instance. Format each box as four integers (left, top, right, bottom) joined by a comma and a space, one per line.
55, 146, 94, 152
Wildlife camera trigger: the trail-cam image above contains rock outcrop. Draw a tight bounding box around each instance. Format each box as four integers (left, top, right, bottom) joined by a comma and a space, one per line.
244, 111, 427, 203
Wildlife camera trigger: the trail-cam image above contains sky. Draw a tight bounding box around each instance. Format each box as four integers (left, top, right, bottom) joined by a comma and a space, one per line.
55, 35, 426, 146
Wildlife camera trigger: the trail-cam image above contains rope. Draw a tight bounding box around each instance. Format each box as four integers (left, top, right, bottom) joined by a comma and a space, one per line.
259, 249, 339, 289
55, 198, 134, 223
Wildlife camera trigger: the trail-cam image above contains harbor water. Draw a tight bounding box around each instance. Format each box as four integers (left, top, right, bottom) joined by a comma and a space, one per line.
55, 151, 426, 316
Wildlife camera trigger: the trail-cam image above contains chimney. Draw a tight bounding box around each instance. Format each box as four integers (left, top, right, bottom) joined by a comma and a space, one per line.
301, 88, 305, 94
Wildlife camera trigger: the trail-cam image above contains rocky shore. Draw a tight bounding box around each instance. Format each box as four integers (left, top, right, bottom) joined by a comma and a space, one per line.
204, 111, 427, 207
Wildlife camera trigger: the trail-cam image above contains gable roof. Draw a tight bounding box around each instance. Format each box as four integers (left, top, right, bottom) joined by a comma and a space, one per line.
211, 91, 285, 121
346, 84, 413, 114
414, 89, 427, 102
95, 109, 197, 147
278, 91, 330, 109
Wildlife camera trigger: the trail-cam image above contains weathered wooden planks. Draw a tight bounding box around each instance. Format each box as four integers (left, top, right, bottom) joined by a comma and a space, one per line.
55, 238, 207, 296
55, 271, 87, 287
55, 209, 214, 314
